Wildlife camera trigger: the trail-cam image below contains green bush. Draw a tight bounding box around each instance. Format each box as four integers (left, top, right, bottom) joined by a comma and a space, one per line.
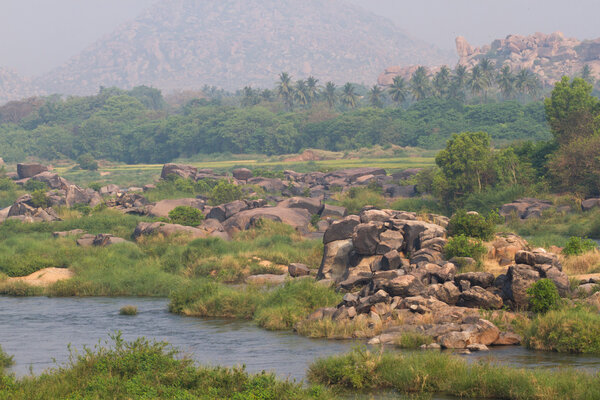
527, 278, 561, 313
30, 189, 49, 208
24, 179, 48, 192
210, 181, 243, 205
168, 206, 205, 226
0, 344, 14, 371
87, 182, 102, 192
562, 236, 597, 256
525, 307, 600, 353
119, 305, 138, 315
0, 177, 17, 191
447, 209, 496, 241
76, 153, 98, 170
444, 234, 487, 260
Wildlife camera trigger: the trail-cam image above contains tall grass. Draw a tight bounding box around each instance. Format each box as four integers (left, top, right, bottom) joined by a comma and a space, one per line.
0, 334, 332, 399
169, 279, 342, 331
308, 347, 600, 399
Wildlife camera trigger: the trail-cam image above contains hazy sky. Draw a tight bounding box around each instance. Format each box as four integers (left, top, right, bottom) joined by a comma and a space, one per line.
2, 0, 600, 77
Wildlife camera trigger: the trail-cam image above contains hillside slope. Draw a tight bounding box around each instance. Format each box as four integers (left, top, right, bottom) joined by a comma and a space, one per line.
34, 0, 454, 94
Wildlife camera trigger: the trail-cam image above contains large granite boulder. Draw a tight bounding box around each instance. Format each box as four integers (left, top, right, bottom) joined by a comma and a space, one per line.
29, 172, 70, 190
232, 168, 253, 181
317, 239, 354, 282
149, 198, 205, 218
221, 206, 310, 235
323, 216, 361, 244
160, 163, 198, 180
133, 222, 209, 240
278, 196, 322, 215
352, 222, 382, 255
17, 163, 47, 179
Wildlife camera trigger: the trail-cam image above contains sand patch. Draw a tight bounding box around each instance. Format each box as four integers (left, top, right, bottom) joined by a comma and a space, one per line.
8, 267, 74, 287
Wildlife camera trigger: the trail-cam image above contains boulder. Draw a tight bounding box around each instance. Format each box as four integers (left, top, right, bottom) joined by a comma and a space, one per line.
359, 209, 391, 223
133, 222, 209, 240
454, 272, 495, 288
92, 234, 128, 246
506, 264, 541, 309
76, 234, 96, 247
319, 204, 347, 219
149, 198, 205, 218
582, 198, 600, 212
288, 263, 310, 277
29, 172, 70, 190
376, 230, 404, 254
53, 229, 85, 238
381, 250, 403, 270
160, 163, 197, 180
222, 206, 310, 235
100, 184, 120, 195
232, 168, 252, 181
493, 332, 522, 346
488, 233, 529, 266
17, 163, 47, 179
278, 196, 322, 215
380, 275, 424, 297
317, 239, 354, 282
425, 282, 461, 305
323, 216, 360, 244
247, 177, 286, 192
352, 222, 382, 255
457, 287, 503, 309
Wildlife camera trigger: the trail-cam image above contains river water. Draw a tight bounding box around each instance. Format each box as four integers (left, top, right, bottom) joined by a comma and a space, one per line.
2, 296, 600, 391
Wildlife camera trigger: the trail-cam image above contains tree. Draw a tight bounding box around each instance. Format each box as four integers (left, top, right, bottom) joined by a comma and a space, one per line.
435, 131, 495, 202
294, 80, 309, 107
388, 76, 408, 105
544, 76, 600, 145
581, 64, 595, 85
368, 85, 384, 108
515, 69, 540, 99
323, 82, 337, 109
433, 66, 451, 98
341, 83, 358, 108
468, 66, 491, 100
306, 76, 319, 105
277, 72, 294, 110
478, 58, 496, 83
410, 66, 431, 101
241, 86, 259, 107
497, 65, 515, 99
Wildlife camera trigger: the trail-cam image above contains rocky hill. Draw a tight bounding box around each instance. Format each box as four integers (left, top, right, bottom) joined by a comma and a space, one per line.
379, 31, 600, 86
456, 32, 600, 84
0, 67, 45, 104
32, 0, 453, 95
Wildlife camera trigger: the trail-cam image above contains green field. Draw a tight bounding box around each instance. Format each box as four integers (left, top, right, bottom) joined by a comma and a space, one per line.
53, 156, 435, 187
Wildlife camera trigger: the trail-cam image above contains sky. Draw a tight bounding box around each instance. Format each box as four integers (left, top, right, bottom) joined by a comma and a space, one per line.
2, 0, 600, 77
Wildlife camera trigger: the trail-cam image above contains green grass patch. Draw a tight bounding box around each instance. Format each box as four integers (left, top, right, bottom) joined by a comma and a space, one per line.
169, 279, 342, 331
0, 334, 332, 399
394, 332, 433, 349
308, 347, 600, 399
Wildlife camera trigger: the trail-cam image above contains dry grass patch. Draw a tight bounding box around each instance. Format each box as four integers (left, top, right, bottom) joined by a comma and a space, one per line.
561, 250, 600, 275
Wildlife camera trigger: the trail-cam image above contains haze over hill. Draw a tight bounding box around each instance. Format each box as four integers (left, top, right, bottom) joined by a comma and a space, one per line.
29, 0, 453, 97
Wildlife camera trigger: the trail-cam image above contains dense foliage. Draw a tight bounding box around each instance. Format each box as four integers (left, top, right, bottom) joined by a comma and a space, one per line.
168, 206, 205, 226
443, 234, 487, 261
0, 85, 550, 163
526, 279, 561, 313
447, 209, 497, 241
562, 236, 598, 256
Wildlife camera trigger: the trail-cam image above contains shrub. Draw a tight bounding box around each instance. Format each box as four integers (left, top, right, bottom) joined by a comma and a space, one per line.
444, 234, 487, 260
447, 209, 495, 241
30, 189, 49, 208
525, 307, 600, 353
0, 177, 17, 191
24, 179, 48, 192
210, 181, 243, 205
0, 344, 14, 371
527, 278, 561, 313
119, 305, 138, 315
70, 203, 92, 216
88, 182, 102, 192
395, 332, 433, 349
168, 206, 205, 226
77, 153, 99, 170
562, 236, 597, 256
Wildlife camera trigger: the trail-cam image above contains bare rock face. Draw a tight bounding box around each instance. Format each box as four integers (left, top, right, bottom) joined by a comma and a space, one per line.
455, 36, 474, 58
133, 221, 209, 240
160, 164, 198, 180
29, 172, 71, 190
317, 239, 354, 282
17, 163, 48, 179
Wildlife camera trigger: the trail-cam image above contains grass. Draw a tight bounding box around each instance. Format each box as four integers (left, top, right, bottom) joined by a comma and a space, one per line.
119, 305, 138, 315
169, 279, 342, 331
295, 317, 385, 339
524, 306, 600, 354
0, 216, 323, 296
308, 347, 600, 399
0, 345, 13, 373
561, 250, 600, 275
394, 332, 433, 349
0, 333, 333, 400
332, 187, 387, 215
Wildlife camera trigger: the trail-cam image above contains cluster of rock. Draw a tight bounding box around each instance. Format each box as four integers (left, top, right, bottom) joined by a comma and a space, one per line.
456, 32, 600, 85
499, 198, 554, 220
306, 207, 569, 349
1, 163, 102, 223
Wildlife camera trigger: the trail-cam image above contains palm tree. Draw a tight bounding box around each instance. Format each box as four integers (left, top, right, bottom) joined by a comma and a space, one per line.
496, 65, 515, 99
323, 81, 337, 109
306, 76, 319, 105
241, 86, 257, 107
582, 65, 595, 85
294, 79, 309, 107
277, 72, 294, 109
515, 69, 540, 98
388, 76, 408, 105
410, 66, 431, 101
341, 82, 358, 108
369, 85, 384, 108
468, 65, 491, 100
448, 65, 468, 101
432, 66, 451, 98
478, 58, 496, 83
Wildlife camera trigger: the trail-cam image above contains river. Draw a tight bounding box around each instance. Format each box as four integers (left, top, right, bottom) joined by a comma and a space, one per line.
2, 296, 600, 397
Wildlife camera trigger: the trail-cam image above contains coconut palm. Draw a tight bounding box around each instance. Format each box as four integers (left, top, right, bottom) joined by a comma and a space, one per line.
448, 65, 468, 101
368, 85, 384, 108
306, 76, 319, 104
515, 69, 540, 98
410, 66, 431, 101
432, 66, 451, 98
341, 82, 358, 108
323, 81, 337, 108
468, 65, 491, 100
388, 75, 408, 105
582, 64, 595, 85
277, 72, 294, 109
478, 58, 496, 83
294, 80, 309, 107
496, 65, 515, 99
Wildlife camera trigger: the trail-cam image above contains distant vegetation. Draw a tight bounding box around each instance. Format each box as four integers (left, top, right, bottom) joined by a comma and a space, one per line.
0, 70, 552, 164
